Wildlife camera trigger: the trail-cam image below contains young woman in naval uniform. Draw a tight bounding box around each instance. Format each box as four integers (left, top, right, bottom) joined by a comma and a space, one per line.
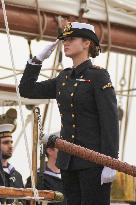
19, 22, 119, 205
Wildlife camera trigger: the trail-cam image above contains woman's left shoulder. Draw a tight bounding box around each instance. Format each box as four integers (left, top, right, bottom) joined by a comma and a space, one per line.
91, 65, 110, 78
89, 65, 113, 88
87, 64, 110, 80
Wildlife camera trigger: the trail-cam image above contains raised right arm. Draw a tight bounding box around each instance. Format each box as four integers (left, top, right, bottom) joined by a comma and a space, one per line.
19, 62, 57, 99
19, 40, 59, 99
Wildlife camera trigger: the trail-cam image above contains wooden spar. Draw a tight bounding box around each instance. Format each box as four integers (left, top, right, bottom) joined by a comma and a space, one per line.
31, 107, 39, 205
32, 107, 38, 185
49, 136, 136, 177
0, 187, 64, 201
0, 4, 136, 55
0, 83, 16, 93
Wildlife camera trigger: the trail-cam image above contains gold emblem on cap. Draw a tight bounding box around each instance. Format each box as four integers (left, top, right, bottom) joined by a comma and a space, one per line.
63, 22, 73, 36
64, 22, 72, 32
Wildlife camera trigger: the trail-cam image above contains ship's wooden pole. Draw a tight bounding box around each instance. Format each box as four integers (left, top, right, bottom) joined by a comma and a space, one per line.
31, 107, 39, 205
0, 187, 63, 201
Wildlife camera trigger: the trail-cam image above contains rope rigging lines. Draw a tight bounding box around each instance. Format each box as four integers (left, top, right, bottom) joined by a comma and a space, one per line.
103, 0, 111, 70
0, 0, 39, 201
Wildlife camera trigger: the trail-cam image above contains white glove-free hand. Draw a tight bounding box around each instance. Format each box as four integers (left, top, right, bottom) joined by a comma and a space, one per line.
36, 39, 59, 62
101, 166, 116, 185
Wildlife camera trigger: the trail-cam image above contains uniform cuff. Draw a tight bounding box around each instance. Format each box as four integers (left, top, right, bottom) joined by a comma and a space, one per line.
28, 57, 42, 66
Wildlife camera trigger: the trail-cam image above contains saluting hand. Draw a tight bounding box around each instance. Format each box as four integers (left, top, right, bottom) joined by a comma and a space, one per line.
36, 39, 59, 62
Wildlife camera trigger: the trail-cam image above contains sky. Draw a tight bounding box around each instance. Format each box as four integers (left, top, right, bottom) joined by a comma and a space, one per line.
0, 33, 136, 183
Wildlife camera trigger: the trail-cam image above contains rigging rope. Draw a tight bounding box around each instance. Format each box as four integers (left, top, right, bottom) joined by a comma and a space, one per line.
0, 0, 39, 201
13, 113, 33, 151
0, 65, 50, 79
104, 0, 111, 69
116, 93, 136, 97
115, 54, 119, 90
116, 88, 136, 93
35, 0, 43, 40
118, 55, 127, 111
0, 64, 61, 72
117, 55, 127, 159
35, 0, 48, 41
79, 0, 89, 22
0, 72, 22, 80
122, 56, 134, 160
27, 39, 33, 59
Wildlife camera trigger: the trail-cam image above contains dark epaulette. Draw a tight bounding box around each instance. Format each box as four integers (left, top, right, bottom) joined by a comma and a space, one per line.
58, 67, 72, 77
92, 65, 105, 70
63, 67, 72, 71
61, 67, 72, 74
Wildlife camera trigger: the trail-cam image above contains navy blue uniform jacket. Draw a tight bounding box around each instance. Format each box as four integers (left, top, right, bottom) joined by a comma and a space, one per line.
19, 60, 119, 170
26, 164, 65, 205
0, 163, 24, 204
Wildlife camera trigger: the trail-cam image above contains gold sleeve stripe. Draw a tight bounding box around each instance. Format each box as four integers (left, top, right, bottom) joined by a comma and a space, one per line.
102, 83, 113, 90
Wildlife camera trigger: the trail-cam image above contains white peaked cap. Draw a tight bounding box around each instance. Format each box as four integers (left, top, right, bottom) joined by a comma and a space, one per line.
0, 124, 14, 133
71, 22, 95, 33
58, 21, 99, 46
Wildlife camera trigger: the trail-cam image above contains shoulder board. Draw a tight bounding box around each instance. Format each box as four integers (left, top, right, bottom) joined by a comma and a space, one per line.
59, 68, 72, 75
92, 65, 105, 70
58, 67, 72, 76
63, 67, 72, 71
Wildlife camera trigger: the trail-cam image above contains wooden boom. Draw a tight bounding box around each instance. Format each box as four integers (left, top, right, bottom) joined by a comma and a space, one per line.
0, 187, 64, 201
0, 4, 136, 55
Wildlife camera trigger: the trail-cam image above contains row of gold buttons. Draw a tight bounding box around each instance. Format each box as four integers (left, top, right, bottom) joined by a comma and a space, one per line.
70, 81, 79, 140
59, 76, 68, 129
71, 75, 83, 139
59, 74, 83, 140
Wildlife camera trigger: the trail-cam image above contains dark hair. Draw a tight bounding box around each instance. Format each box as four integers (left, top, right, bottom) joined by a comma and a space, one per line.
89, 41, 101, 58
82, 39, 101, 58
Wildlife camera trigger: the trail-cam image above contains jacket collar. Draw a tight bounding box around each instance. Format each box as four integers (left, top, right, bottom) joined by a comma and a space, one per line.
72, 59, 92, 77
3, 163, 15, 175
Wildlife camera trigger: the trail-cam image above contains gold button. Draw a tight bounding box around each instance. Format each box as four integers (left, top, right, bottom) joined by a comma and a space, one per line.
72, 114, 74, 118
74, 83, 78, 87
71, 93, 74, 96
71, 104, 73, 107
73, 124, 75, 128
58, 91, 61, 95
72, 135, 74, 139
80, 75, 84, 79
62, 83, 66, 86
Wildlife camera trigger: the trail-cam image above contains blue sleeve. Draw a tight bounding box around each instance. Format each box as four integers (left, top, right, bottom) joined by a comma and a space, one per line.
94, 69, 119, 158
19, 62, 57, 99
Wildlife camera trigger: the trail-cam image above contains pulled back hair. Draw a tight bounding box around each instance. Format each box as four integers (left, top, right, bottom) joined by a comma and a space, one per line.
89, 41, 101, 58
82, 39, 101, 58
